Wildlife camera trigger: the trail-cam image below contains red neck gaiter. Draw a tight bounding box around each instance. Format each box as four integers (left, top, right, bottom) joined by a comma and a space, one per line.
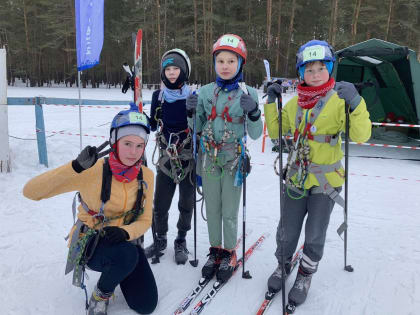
297, 77, 336, 109
108, 151, 142, 183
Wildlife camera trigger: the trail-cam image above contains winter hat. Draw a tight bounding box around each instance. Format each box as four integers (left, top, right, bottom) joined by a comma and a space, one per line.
161, 52, 188, 89
110, 125, 148, 145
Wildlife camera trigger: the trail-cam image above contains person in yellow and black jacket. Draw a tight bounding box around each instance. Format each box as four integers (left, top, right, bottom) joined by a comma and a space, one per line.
263, 40, 371, 309
23, 104, 157, 315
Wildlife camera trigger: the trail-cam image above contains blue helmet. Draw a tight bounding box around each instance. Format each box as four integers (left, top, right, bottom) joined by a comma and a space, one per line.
110, 103, 150, 144
296, 40, 335, 78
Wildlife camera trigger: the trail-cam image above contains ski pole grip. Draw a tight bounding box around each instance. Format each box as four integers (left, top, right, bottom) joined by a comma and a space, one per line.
96, 141, 111, 158
97, 149, 112, 159
96, 141, 109, 153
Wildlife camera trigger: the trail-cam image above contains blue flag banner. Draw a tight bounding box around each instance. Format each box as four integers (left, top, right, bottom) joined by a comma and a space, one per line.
75, 0, 104, 71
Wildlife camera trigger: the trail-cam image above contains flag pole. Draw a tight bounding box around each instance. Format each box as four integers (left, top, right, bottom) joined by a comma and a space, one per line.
78, 70, 83, 150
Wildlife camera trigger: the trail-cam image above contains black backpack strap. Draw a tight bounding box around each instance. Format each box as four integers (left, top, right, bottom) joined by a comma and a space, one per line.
134, 168, 144, 211
101, 157, 112, 204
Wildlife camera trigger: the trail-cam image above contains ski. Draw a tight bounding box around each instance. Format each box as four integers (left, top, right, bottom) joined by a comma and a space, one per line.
190, 234, 268, 315
256, 245, 303, 315
172, 232, 250, 315
133, 29, 143, 112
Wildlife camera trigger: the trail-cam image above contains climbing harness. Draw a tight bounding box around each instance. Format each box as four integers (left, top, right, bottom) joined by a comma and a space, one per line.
65, 157, 147, 309
151, 90, 194, 184
281, 89, 345, 207
200, 84, 247, 179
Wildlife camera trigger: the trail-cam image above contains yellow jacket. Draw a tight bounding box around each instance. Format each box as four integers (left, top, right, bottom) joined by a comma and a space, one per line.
23, 159, 154, 241
264, 92, 371, 188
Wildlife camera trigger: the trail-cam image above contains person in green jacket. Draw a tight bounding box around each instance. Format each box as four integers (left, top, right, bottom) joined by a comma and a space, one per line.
186, 34, 263, 282
264, 40, 371, 309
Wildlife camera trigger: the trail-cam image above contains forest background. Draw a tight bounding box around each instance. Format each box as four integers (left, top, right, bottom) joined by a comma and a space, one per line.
0, 0, 419, 88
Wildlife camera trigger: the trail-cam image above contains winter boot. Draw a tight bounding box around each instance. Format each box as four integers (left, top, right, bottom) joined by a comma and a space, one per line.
201, 246, 221, 279
144, 234, 167, 258
288, 268, 313, 306
267, 262, 292, 293
174, 238, 189, 265
216, 249, 237, 282
88, 286, 113, 315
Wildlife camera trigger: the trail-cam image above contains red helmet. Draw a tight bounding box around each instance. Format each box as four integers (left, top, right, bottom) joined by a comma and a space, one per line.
212, 34, 247, 64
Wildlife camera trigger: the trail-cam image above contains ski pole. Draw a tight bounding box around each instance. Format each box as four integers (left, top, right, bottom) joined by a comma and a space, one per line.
277, 92, 288, 315
189, 92, 199, 267
240, 83, 251, 279
343, 102, 354, 272
150, 213, 161, 264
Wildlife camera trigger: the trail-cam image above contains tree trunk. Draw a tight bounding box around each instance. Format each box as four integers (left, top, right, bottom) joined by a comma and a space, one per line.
351, 0, 362, 44
202, 0, 208, 83
330, 0, 339, 46
22, 0, 30, 86
266, 0, 272, 49
209, 0, 213, 78
248, 0, 251, 35
284, 0, 296, 75
194, 0, 198, 52
385, 0, 393, 41
156, 0, 161, 59
275, 0, 283, 74
163, 0, 167, 50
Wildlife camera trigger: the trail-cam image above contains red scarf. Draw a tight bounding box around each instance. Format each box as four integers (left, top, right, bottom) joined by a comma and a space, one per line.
297, 77, 335, 109
108, 151, 142, 183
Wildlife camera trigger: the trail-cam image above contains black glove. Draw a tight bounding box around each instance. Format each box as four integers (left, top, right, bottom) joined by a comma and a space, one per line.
122, 75, 134, 94
102, 226, 129, 245
267, 83, 282, 103
72, 146, 98, 173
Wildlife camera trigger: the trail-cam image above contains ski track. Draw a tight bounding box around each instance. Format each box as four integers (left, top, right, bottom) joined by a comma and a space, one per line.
1, 86, 420, 314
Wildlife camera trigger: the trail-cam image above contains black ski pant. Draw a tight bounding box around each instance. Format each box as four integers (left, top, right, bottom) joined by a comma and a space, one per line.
87, 240, 158, 314
153, 166, 194, 236
275, 186, 341, 269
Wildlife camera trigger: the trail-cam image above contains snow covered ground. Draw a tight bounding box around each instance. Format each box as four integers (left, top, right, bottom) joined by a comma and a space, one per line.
1, 86, 420, 315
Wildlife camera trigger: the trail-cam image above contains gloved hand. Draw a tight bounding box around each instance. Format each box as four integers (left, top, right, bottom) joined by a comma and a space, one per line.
186, 94, 198, 112
267, 83, 282, 103
186, 93, 198, 118
122, 75, 134, 94
240, 93, 258, 113
335, 81, 361, 111
72, 146, 99, 173
102, 226, 129, 245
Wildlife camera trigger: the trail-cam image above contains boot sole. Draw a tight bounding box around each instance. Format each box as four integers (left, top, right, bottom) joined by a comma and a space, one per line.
146, 251, 165, 259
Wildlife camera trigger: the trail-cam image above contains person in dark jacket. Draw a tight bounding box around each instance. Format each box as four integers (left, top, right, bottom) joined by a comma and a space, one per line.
146, 49, 194, 265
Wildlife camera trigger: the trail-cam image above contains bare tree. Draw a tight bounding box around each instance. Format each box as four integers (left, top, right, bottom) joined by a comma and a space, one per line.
275, 0, 283, 73
156, 0, 161, 59
194, 0, 198, 52
385, 0, 394, 41
329, 0, 339, 46
351, 0, 362, 44
284, 0, 296, 75
267, 0, 272, 49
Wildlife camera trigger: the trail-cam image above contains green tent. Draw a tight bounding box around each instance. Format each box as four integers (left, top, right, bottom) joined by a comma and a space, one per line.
335, 39, 420, 125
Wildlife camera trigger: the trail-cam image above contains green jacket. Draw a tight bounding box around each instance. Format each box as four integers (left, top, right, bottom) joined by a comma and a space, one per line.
189, 82, 263, 164
264, 92, 371, 188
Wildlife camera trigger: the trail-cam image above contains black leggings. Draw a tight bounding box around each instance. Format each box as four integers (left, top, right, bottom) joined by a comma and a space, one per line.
87, 240, 158, 314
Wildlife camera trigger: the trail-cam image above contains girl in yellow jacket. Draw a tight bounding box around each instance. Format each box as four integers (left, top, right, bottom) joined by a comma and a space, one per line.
23, 104, 157, 315
263, 40, 371, 309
